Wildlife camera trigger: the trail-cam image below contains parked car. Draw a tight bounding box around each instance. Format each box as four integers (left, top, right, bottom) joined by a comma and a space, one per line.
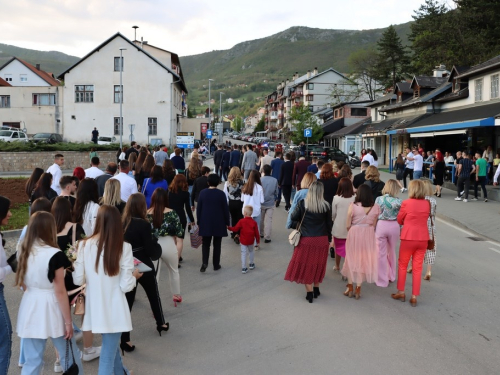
309, 146, 349, 165
97, 136, 117, 145
31, 133, 63, 144
0, 129, 29, 142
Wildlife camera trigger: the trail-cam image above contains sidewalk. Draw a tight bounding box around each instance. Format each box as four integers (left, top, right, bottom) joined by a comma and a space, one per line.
379, 170, 500, 243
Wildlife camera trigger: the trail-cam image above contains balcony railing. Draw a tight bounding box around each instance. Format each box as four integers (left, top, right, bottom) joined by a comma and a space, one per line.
291, 91, 303, 99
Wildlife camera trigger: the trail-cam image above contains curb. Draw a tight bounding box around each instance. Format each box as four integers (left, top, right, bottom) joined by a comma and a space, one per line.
436, 212, 497, 243
1, 229, 22, 238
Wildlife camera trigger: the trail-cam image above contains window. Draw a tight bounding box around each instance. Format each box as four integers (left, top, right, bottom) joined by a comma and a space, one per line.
334, 109, 339, 118
475, 78, 483, 101
307, 83, 314, 90
0, 96, 10, 108
75, 85, 94, 103
33, 93, 56, 106
339, 108, 344, 117
351, 108, 367, 117
306, 95, 314, 101
148, 118, 157, 135
491, 74, 499, 99
114, 117, 122, 136
114, 85, 123, 103
20, 74, 27, 82
4, 75, 12, 82
114, 57, 124, 72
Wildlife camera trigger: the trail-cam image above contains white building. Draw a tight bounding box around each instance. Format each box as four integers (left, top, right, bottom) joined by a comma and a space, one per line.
0, 57, 62, 133
58, 32, 187, 145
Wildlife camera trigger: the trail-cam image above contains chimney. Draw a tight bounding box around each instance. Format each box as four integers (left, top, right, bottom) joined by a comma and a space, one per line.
313, 67, 318, 75
307, 70, 311, 79
36, 64, 40, 70
432, 64, 449, 78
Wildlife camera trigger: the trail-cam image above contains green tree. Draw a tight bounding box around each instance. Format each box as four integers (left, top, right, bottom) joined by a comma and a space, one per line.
289, 104, 323, 144
328, 79, 362, 104
187, 107, 195, 118
375, 25, 410, 90
233, 116, 244, 132
348, 47, 384, 100
254, 116, 265, 133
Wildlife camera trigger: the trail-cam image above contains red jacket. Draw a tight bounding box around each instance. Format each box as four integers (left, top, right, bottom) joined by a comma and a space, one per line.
228, 217, 260, 246
397, 198, 430, 241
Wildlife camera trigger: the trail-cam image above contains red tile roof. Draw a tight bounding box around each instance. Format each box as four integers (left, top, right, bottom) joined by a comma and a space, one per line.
17, 58, 60, 86
0, 77, 11, 87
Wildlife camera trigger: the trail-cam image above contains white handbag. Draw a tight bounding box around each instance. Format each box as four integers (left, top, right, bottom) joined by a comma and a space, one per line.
288, 209, 307, 247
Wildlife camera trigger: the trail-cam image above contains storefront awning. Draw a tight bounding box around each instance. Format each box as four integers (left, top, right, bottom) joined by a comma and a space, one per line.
410, 129, 467, 138
387, 103, 499, 135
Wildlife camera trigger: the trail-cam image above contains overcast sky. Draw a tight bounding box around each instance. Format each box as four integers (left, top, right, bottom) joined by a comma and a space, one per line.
2, 0, 442, 58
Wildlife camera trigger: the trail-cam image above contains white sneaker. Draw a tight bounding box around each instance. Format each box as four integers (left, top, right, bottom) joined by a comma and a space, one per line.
82, 346, 101, 362
54, 360, 62, 373
463, 199, 468, 203
454, 197, 462, 201
400, 188, 405, 193
470, 197, 478, 201
485, 198, 488, 202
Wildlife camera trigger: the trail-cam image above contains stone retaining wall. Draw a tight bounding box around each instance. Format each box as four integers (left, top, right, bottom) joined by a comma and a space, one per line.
0, 151, 118, 172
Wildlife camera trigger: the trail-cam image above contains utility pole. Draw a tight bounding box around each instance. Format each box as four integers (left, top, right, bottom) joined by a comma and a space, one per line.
208, 79, 214, 130
219, 92, 224, 144
119, 47, 126, 149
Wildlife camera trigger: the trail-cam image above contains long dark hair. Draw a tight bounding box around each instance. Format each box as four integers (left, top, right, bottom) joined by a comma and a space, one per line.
0, 196, 10, 247
336, 177, 354, 198
163, 159, 177, 180
150, 165, 164, 184
52, 196, 73, 233
140, 154, 155, 175
355, 184, 374, 207
25, 168, 44, 199
73, 178, 99, 224
33, 172, 53, 199
16, 212, 58, 287
149, 188, 168, 229
123, 193, 147, 232
242, 170, 261, 196
371, 149, 378, 161
88, 205, 124, 276
135, 151, 147, 174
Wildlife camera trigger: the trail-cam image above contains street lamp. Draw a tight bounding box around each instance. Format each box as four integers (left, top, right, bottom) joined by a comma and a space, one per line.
208, 79, 214, 129
119, 48, 126, 149
219, 92, 224, 143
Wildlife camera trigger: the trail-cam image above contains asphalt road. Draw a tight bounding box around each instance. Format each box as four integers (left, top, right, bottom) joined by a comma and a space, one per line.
4, 195, 500, 374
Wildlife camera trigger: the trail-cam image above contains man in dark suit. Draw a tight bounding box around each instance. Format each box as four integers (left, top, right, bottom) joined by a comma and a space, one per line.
221, 145, 231, 181
95, 162, 118, 197
213, 145, 225, 180
353, 160, 369, 189
125, 141, 139, 160
279, 153, 295, 211
292, 156, 311, 191
271, 151, 284, 207
191, 166, 211, 209
229, 144, 241, 169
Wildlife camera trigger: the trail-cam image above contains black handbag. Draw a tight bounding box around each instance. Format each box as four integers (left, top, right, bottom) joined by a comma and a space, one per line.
63, 339, 79, 375
7, 253, 18, 273
150, 236, 162, 261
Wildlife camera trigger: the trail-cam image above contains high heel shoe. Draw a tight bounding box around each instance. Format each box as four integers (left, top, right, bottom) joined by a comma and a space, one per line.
173, 295, 183, 307
424, 272, 431, 281
343, 284, 353, 298
156, 323, 170, 336
120, 342, 135, 356
313, 287, 320, 298
410, 297, 417, 307
391, 292, 406, 302
354, 286, 361, 300
305, 291, 313, 303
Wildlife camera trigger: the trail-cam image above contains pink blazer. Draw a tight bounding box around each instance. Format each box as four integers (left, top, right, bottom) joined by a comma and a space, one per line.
397, 199, 430, 241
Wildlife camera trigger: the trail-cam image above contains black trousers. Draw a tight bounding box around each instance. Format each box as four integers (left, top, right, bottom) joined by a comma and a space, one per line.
474, 176, 487, 198
121, 256, 165, 343
202, 236, 222, 266
216, 164, 223, 180
403, 168, 413, 188
457, 176, 471, 199
282, 185, 292, 210
228, 199, 243, 227
222, 167, 229, 181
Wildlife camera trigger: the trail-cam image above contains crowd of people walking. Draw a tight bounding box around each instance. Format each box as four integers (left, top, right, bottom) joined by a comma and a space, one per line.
7, 138, 492, 374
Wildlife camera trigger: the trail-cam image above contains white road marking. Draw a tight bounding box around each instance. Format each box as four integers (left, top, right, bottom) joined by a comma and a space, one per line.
437, 217, 500, 255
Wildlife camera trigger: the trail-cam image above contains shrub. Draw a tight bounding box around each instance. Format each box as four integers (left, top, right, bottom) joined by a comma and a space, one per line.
0, 141, 124, 152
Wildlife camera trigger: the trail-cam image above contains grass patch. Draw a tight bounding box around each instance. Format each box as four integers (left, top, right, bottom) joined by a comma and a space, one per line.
379, 168, 391, 173
0, 203, 29, 231
0, 141, 123, 153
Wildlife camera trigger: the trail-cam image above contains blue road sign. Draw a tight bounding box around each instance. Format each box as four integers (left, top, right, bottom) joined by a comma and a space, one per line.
206, 130, 213, 139
304, 129, 312, 138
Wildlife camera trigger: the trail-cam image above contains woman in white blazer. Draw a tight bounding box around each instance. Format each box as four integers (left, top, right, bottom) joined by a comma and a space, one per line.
73, 205, 142, 375
73, 178, 100, 236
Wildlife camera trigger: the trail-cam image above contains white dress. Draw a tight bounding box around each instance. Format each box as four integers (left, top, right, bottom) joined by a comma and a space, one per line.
17, 244, 69, 338
72, 237, 135, 333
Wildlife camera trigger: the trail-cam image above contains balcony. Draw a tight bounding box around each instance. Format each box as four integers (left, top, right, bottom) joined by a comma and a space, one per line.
270, 111, 278, 120
278, 114, 284, 119
291, 91, 303, 99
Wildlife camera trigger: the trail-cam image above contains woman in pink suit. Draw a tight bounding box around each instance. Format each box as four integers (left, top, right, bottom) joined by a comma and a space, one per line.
391, 180, 430, 307
374, 180, 402, 287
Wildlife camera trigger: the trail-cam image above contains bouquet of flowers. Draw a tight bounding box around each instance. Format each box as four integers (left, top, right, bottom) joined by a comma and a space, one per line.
65, 240, 79, 262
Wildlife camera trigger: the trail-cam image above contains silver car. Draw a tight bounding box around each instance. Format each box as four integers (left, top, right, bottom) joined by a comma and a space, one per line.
0, 129, 29, 142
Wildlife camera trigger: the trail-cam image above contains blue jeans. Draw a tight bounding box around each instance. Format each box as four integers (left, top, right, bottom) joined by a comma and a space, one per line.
99, 332, 130, 375
275, 187, 282, 204
0, 283, 12, 374
22, 336, 83, 375
252, 215, 261, 245
413, 170, 423, 179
